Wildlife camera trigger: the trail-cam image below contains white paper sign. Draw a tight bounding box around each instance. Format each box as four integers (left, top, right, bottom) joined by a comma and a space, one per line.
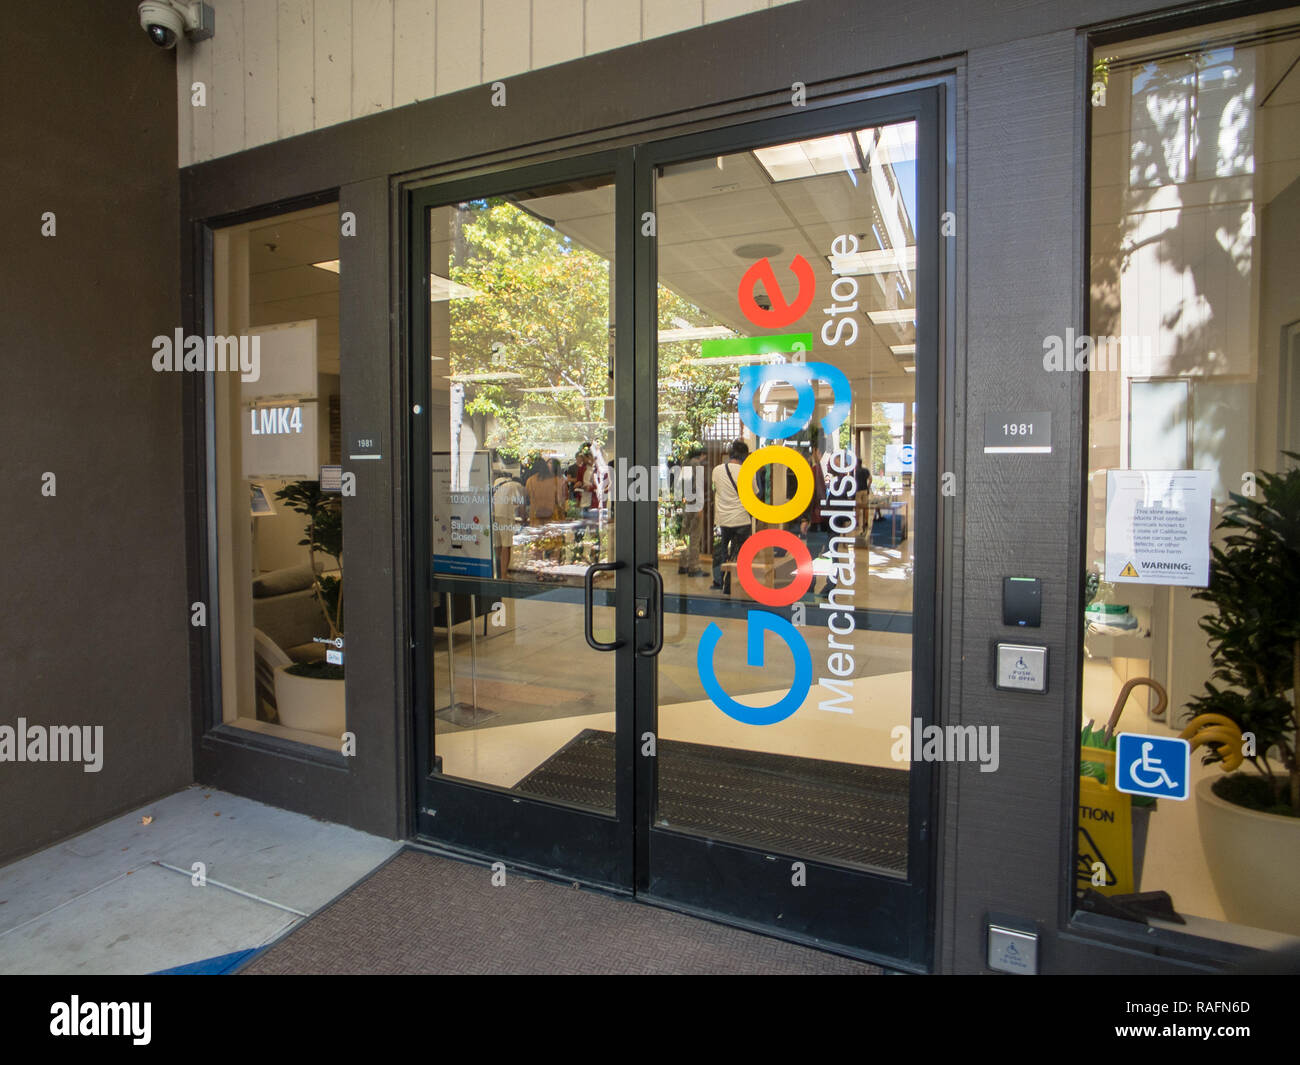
1105, 470, 1213, 586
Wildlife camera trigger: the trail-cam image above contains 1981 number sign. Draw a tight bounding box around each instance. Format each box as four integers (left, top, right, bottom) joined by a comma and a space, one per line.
984, 412, 1052, 453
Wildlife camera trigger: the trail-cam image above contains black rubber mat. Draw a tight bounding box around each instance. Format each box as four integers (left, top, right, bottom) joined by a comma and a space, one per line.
513, 729, 908, 872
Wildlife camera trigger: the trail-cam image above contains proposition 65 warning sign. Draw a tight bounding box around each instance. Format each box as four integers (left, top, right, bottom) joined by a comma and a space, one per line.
1105, 470, 1212, 586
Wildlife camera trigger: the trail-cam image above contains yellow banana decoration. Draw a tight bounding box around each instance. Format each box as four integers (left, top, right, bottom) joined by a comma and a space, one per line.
1179, 714, 1246, 771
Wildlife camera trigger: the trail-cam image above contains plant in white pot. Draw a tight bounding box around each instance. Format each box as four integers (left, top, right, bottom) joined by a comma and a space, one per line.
1182, 456, 1299, 934
271, 479, 345, 738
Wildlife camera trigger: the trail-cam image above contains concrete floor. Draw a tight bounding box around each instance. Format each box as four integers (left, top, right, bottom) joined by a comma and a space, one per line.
0, 785, 400, 975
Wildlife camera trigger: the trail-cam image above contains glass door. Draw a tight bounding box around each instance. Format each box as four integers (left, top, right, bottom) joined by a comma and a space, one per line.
411, 153, 637, 890
409, 91, 941, 966
632, 94, 940, 966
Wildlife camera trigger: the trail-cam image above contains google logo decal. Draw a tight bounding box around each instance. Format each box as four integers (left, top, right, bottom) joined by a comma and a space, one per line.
696, 238, 860, 726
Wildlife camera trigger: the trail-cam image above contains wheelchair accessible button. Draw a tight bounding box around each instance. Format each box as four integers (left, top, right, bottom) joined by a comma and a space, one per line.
1115, 732, 1190, 800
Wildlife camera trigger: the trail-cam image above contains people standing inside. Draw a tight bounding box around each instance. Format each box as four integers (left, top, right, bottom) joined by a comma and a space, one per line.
525, 456, 561, 524
855, 458, 873, 541
710, 438, 751, 594
590, 441, 612, 518
675, 444, 706, 578
574, 443, 596, 514
491, 471, 526, 576
548, 458, 568, 517
799, 436, 831, 597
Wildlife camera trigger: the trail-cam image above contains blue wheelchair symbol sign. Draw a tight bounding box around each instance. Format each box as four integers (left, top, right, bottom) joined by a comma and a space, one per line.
1115, 733, 1190, 800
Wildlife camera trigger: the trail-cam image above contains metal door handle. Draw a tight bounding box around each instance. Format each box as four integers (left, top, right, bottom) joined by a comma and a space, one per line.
584, 561, 625, 651
636, 563, 663, 657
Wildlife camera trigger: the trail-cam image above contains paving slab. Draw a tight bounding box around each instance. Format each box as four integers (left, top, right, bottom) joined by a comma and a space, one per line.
0, 863, 297, 975
0, 785, 400, 974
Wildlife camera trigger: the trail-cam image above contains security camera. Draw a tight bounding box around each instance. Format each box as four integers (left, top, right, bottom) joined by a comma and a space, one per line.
138, 2, 214, 49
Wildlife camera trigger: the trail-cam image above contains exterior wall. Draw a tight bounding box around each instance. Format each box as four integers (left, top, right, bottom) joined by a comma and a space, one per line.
176, 0, 1273, 971
176, 0, 803, 164
0, 0, 190, 864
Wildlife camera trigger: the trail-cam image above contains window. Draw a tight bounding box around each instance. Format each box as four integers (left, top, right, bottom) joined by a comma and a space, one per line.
210, 203, 345, 750
1083, 8, 1300, 948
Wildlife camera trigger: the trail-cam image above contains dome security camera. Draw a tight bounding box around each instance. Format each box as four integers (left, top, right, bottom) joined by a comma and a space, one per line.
138, 2, 214, 49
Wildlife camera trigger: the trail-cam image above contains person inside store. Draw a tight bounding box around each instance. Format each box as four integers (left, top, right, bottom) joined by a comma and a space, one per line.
574, 442, 596, 515
799, 435, 832, 598
491, 469, 526, 577
710, 438, 751, 594
855, 458, 873, 540
525, 456, 563, 524
548, 458, 568, 514
675, 444, 706, 578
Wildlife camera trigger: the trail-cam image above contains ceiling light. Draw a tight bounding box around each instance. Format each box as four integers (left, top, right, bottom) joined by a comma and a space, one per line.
681, 354, 785, 367
658, 326, 736, 343
903, 366, 916, 373
857, 122, 917, 165
429, 274, 480, 301
753, 133, 860, 183
868, 309, 917, 326
828, 246, 918, 275
446, 372, 523, 382
890, 344, 916, 356
312, 259, 340, 273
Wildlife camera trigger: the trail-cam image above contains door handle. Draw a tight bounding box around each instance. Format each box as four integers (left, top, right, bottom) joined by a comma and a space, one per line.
636, 563, 663, 657
584, 561, 625, 651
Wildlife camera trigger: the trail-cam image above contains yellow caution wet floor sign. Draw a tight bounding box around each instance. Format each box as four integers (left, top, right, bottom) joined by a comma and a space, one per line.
1077, 747, 1134, 895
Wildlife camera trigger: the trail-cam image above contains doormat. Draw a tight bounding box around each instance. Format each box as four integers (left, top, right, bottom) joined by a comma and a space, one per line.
241, 848, 880, 975
513, 730, 908, 872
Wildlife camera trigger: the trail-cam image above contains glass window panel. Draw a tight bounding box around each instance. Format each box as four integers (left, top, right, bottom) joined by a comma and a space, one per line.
425, 179, 619, 814
1085, 9, 1300, 947
211, 203, 345, 751
653, 121, 921, 875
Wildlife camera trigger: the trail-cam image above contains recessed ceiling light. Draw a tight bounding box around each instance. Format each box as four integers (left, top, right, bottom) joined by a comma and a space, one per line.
429, 274, 480, 301
868, 309, 917, 325
890, 344, 916, 356
753, 133, 860, 183
659, 326, 736, 342
681, 354, 785, 367
857, 122, 918, 166
828, 246, 917, 276
903, 365, 916, 373
318, 261, 480, 302
446, 372, 523, 382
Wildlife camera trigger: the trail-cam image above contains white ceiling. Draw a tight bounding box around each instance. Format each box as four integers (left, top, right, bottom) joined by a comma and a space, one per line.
247, 207, 340, 374
518, 127, 920, 414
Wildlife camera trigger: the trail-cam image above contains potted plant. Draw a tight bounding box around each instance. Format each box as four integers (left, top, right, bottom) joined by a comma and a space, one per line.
270, 479, 345, 737
1182, 456, 1300, 934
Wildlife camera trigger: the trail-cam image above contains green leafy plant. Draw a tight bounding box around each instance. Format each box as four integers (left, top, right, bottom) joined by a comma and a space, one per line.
1187, 456, 1300, 815
274, 479, 344, 641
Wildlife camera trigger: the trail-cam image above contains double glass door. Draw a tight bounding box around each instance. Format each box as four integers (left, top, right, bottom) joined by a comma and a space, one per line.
410, 90, 939, 968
